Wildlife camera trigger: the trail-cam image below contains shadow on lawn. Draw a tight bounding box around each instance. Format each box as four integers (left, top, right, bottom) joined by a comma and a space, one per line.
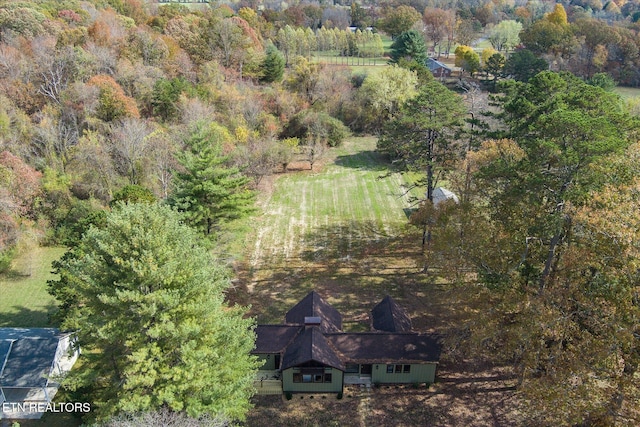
333, 150, 395, 172
231, 221, 477, 338
0, 304, 58, 328
298, 220, 402, 263
2, 268, 35, 280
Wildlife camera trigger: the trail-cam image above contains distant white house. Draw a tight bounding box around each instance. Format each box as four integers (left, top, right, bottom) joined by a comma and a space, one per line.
0, 328, 79, 419
431, 187, 459, 206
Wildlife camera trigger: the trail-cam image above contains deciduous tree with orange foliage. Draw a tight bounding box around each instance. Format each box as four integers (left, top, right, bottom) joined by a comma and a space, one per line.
87, 75, 139, 122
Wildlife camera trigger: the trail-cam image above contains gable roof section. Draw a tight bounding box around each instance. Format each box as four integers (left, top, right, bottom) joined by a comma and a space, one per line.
253, 325, 301, 354
285, 291, 342, 333
433, 187, 459, 206
427, 57, 452, 71
256, 292, 442, 372
281, 327, 344, 371
0, 328, 63, 388
371, 295, 412, 332
327, 333, 441, 364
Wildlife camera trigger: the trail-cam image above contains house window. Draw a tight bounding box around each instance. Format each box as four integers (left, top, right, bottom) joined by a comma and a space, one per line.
345, 364, 359, 373
395, 364, 402, 373
386, 365, 394, 373
403, 365, 411, 373
294, 370, 333, 383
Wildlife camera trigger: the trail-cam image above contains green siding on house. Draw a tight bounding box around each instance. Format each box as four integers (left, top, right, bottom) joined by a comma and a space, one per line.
371, 363, 437, 384
256, 354, 278, 370
283, 368, 343, 393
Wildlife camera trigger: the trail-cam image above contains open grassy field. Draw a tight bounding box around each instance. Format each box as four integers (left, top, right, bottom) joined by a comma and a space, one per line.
0, 246, 65, 327
234, 137, 424, 326
230, 137, 521, 426
615, 86, 640, 99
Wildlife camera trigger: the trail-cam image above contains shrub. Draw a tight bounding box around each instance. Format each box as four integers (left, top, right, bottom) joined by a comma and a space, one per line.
281, 111, 349, 147
151, 77, 193, 122
285, 392, 292, 400
0, 247, 15, 274
337, 392, 343, 400
110, 185, 156, 207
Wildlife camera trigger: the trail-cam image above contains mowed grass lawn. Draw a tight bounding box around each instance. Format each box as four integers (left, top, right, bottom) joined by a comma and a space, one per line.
0, 246, 65, 327
249, 137, 413, 269
615, 86, 640, 99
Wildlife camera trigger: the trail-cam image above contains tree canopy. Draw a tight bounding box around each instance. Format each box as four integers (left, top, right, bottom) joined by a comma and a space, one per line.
358, 65, 418, 131
441, 72, 640, 425
260, 43, 285, 83
377, 5, 421, 39
487, 19, 522, 52
454, 45, 481, 75
49, 203, 260, 423
378, 80, 466, 247
503, 49, 548, 82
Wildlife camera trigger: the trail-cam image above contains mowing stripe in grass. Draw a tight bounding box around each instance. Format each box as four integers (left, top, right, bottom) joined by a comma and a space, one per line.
245, 137, 416, 279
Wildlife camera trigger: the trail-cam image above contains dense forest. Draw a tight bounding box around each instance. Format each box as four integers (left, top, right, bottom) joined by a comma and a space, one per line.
1, 0, 640, 425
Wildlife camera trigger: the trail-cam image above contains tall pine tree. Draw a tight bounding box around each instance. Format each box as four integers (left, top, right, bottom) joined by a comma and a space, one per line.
378, 80, 466, 248
170, 124, 255, 236
389, 29, 428, 64
49, 203, 260, 423
260, 44, 285, 83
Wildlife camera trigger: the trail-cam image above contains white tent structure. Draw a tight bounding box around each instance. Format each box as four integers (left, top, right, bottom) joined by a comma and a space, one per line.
0, 328, 79, 419
431, 187, 459, 206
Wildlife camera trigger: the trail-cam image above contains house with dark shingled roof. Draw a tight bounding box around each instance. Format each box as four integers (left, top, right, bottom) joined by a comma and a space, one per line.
253, 292, 441, 394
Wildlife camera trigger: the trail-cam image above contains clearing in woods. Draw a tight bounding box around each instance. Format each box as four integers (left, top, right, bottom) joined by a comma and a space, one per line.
231, 137, 521, 426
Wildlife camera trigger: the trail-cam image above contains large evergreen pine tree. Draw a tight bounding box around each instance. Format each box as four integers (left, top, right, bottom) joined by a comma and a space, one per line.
49, 203, 260, 423
389, 29, 428, 64
378, 80, 466, 247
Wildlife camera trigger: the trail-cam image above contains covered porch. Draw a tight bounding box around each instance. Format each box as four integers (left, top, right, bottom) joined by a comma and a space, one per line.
254, 370, 282, 395
343, 363, 372, 385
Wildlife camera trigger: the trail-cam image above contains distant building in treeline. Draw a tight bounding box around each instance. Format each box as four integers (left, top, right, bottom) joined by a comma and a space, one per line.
427, 58, 453, 78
